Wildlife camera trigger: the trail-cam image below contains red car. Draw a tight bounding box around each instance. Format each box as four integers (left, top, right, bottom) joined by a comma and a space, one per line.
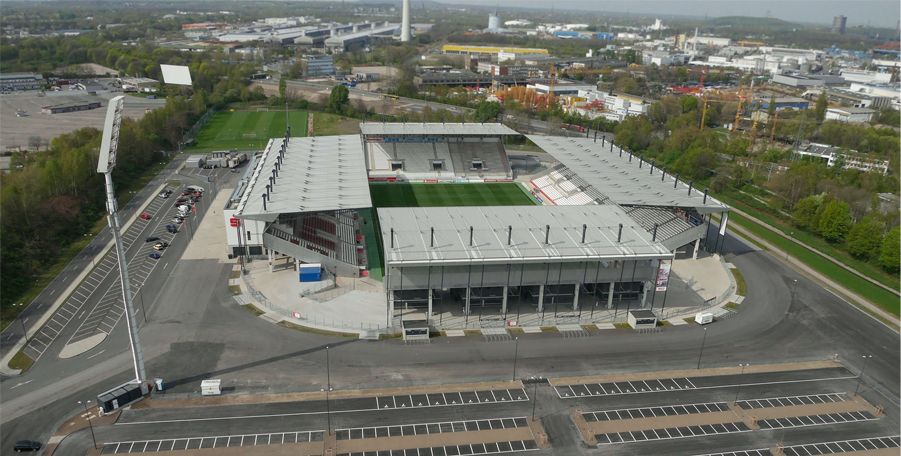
139, 212, 152, 221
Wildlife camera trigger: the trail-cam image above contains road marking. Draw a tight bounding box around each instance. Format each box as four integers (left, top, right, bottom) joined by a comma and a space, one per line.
87, 349, 106, 359
78, 311, 87, 319
556, 375, 857, 399
163, 262, 169, 269
10, 380, 33, 389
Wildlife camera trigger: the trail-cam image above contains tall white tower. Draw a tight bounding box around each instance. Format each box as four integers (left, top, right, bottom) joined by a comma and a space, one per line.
400, 0, 411, 42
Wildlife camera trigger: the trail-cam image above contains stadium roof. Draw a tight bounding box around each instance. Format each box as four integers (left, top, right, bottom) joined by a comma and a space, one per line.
528, 135, 729, 212
236, 135, 371, 221
379, 205, 671, 266
360, 122, 519, 137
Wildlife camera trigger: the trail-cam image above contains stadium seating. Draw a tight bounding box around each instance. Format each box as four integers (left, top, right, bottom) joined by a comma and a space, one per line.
366, 138, 511, 181
624, 206, 694, 242
530, 165, 612, 206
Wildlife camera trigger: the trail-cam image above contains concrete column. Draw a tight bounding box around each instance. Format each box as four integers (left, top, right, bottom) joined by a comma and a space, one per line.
427, 289, 433, 322
295, 258, 299, 271
693, 238, 701, 259
388, 292, 395, 324
501, 286, 508, 314
268, 249, 274, 273
573, 283, 580, 311
465, 287, 471, 315
641, 281, 650, 308
537, 285, 545, 313
607, 282, 615, 309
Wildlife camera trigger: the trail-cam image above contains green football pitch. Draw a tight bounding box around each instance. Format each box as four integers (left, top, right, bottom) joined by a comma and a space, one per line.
189, 110, 308, 151
369, 183, 536, 207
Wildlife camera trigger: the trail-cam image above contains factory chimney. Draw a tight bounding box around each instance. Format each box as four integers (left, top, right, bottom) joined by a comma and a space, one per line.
400, 0, 411, 42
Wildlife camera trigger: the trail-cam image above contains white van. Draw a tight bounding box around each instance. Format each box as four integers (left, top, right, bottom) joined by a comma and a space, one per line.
186, 185, 205, 193
695, 312, 714, 325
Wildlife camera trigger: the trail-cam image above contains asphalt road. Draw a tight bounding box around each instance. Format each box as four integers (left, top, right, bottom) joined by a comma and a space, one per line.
0, 158, 183, 355
0, 168, 898, 454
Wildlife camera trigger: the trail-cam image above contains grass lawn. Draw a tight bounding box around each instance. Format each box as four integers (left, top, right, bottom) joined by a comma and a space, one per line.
370, 183, 535, 207
729, 211, 900, 316
312, 112, 361, 136
188, 110, 308, 151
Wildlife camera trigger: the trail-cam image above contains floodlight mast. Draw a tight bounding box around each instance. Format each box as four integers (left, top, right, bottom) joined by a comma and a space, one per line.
97, 96, 146, 383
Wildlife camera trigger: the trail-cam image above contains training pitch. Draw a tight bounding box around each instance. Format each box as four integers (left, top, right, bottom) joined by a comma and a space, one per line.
369, 183, 536, 208
189, 109, 308, 151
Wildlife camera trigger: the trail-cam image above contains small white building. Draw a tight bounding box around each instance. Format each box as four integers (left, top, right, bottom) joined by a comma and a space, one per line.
825, 107, 876, 123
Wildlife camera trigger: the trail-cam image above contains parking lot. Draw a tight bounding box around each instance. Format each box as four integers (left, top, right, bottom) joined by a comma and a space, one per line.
21, 180, 214, 361
556, 365, 899, 456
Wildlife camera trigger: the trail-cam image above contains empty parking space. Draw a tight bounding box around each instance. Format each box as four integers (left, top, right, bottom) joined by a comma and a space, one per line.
556, 377, 696, 398
782, 435, 900, 455
693, 450, 773, 456
101, 430, 324, 454
374, 388, 528, 410
336, 439, 539, 456
757, 411, 877, 430
737, 393, 847, 410
336, 417, 530, 441
596, 421, 751, 445
583, 401, 730, 422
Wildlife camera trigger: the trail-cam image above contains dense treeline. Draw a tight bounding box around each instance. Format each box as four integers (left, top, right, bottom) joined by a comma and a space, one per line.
0, 35, 263, 316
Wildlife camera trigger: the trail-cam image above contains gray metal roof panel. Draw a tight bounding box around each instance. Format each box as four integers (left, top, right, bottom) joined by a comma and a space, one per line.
378, 205, 671, 265
237, 135, 371, 220
527, 135, 728, 211
360, 122, 519, 137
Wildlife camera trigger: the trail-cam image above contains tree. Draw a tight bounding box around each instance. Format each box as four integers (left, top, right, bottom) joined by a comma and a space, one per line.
846, 215, 885, 259
878, 227, 900, 273
474, 100, 501, 122
328, 84, 349, 114
814, 91, 828, 123
792, 195, 822, 230
817, 199, 852, 242
278, 76, 287, 99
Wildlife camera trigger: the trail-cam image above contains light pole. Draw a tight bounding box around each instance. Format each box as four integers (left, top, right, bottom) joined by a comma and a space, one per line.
696, 327, 708, 369
78, 400, 97, 450
512, 337, 520, 382
854, 354, 872, 396
323, 345, 332, 436
97, 95, 146, 383
734, 363, 749, 403
529, 377, 540, 420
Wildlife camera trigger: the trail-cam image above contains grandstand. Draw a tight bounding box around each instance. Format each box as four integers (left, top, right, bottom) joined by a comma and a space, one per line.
362, 123, 516, 181
225, 122, 730, 329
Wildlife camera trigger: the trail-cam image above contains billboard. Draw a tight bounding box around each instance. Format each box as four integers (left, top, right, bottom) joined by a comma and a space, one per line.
655, 259, 672, 292
160, 64, 193, 86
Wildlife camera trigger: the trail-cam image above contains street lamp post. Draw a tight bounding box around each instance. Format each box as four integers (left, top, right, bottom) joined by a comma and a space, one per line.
696, 327, 708, 369
78, 400, 98, 450
512, 337, 520, 382
734, 363, 749, 403
15, 303, 29, 344
854, 355, 873, 396
324, 346, 332, 436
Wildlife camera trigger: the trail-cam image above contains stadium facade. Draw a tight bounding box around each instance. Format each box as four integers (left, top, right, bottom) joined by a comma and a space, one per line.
224, 123, 729, 327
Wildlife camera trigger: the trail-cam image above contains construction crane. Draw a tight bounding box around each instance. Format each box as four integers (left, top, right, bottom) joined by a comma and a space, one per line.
731, 79, 755, 132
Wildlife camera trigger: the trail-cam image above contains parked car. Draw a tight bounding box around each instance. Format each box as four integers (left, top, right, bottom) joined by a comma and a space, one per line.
13, 440, 42, 452
145, 236, 160, 243
165, 224, 178, 234
186, 185, 205, 193
139, 212, 152, 221
149, 252, 161, 259
158, 189, 172, 199
153, 242, 169, 251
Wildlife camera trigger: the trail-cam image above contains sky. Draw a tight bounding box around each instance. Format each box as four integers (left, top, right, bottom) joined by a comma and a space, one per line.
438, 0, 901, 28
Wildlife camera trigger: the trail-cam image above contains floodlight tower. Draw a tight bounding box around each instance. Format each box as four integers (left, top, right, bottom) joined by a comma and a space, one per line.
97, 95, 146, 383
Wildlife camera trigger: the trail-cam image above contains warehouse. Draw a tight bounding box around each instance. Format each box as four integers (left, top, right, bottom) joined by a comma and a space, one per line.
41, 100, 102, 114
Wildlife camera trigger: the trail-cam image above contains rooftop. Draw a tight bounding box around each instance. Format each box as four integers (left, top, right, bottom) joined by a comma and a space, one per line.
528, 135, 728, 212
360, 122, 519, 137
378, 205, 671, 266
236, 135, 371, 221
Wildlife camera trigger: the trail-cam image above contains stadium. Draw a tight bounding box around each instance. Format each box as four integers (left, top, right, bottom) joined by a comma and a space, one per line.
224, 122, 729, 329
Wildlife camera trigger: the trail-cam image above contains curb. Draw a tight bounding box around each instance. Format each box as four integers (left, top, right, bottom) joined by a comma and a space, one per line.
1, 181, 170, 375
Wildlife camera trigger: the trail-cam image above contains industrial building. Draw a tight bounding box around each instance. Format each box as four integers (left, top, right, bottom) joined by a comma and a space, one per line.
825, 106, 877, 123
40, 100, 102, 114
226, 123, 729, 328
793, 142, 889, 175
441, 44, 549, 56
300, 55, 335, 77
